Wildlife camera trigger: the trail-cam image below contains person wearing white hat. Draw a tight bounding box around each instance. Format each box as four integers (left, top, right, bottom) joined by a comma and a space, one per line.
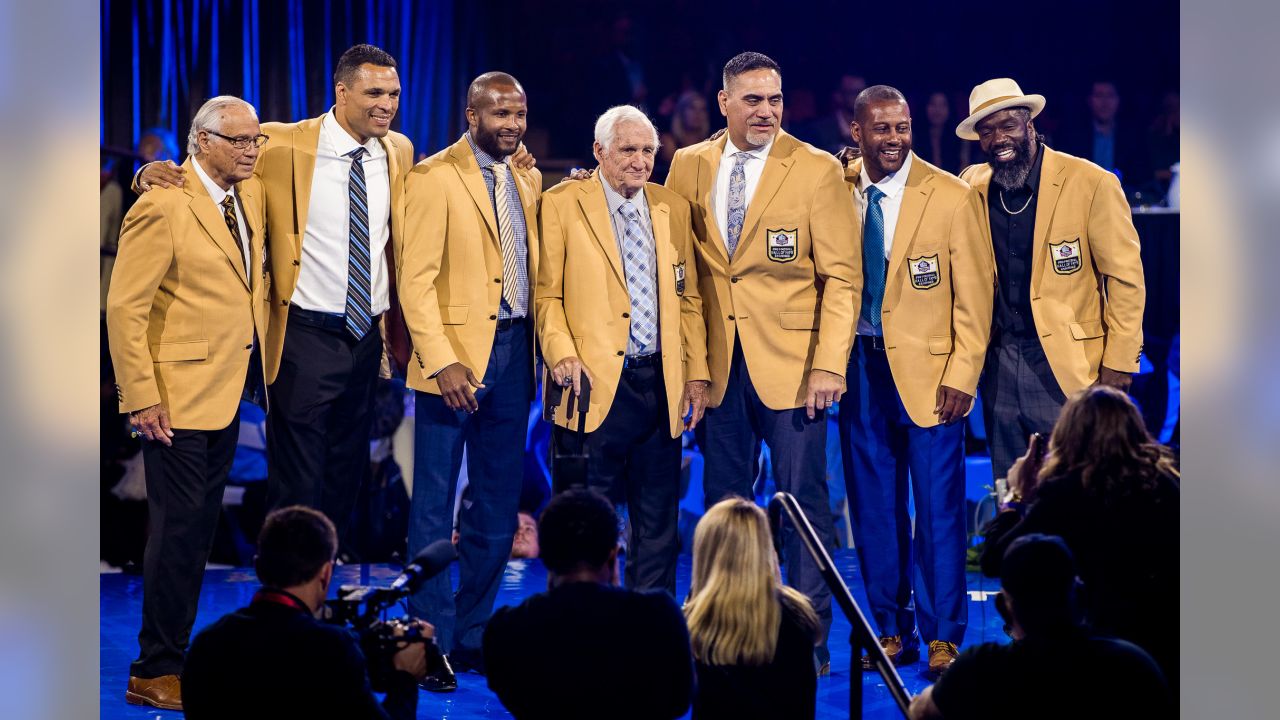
957, 78, 1146, 483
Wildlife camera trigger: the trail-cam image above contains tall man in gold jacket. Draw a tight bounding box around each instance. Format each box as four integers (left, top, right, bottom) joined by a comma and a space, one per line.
665, 52, 861, 669
107, 96, 269, 710
838, 86, 994, 677
956, 79, 1145, 482
537, 105, 710, 596
398, 72, 542, 686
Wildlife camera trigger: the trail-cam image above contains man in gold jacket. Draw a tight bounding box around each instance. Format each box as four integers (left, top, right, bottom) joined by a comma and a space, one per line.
107, 96, 268, 711
665, 52, 860, 671
838, 86, 994, 678
397, 72, 542, 687
537, 105, 710, 596
956, 79, 1145, 482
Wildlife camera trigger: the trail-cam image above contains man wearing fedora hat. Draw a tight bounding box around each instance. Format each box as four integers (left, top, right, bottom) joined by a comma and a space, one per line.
956, 78, 1145, 483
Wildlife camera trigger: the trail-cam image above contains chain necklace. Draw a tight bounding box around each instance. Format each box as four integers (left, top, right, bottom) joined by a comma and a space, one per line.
999, 188, 1034, 215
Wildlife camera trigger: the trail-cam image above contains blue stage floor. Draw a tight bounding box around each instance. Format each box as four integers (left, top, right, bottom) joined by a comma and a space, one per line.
101, 551, 1009, 719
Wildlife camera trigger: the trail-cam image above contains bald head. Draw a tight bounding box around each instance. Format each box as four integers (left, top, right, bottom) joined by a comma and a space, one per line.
467, 71, 525, 110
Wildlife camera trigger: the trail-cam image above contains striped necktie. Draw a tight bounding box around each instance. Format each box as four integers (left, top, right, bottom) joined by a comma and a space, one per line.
344, 146, 373, 339
219, 196, 247, 277
492, 162, 521, 313
861, 185, 887, 329
619, 201, 657, 351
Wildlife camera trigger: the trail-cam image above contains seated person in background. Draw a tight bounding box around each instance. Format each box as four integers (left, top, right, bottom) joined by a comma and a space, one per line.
910, 534, 1169, 719
684, 497, 820, 720
483, 488, 694, 719
980, 385, 1179, 687
182, 506, 430, 720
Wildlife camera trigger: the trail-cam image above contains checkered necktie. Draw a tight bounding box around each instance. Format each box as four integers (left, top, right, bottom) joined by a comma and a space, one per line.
219, 196, 247, 277
619, 201, 657, 351
491, 162, 521, 312
861, 185, 887, 328
344, 147, 373, 339
725, 152, 749, 258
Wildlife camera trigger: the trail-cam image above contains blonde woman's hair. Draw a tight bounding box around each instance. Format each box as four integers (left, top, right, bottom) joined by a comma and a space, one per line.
684, 497, 818, 666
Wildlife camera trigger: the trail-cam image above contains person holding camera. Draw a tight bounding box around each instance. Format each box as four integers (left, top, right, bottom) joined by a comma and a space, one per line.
182, 506, 431, 720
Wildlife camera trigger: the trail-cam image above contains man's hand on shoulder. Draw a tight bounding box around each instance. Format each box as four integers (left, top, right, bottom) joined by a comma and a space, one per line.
512, 143, 537, 171
136, 160, 186, 192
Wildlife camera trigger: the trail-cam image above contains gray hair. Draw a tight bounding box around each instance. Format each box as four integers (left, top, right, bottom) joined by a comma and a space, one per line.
593, 105, 659, 152
187, 95, 259, 155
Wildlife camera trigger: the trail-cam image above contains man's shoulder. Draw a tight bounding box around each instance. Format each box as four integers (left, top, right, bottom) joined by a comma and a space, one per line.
644, 181, 686, 208
912, 155, 971, 196
542, 177, 584, 202
779, 132, 842, 171
1045, 145, 1111, 183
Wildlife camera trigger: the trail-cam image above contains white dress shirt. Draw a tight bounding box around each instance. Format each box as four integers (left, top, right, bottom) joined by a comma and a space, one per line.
191, 156, 251, 287
712, 135, 774, 251
292, 110, 391, 315
855, 151, 912, 337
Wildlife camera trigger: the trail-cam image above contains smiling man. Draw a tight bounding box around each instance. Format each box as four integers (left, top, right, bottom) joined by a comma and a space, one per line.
536, 105, 709, 597
664, 51, 860, 673
956, 78, 1145, 483
398, 71, 543, 691
838, 85, 993, 678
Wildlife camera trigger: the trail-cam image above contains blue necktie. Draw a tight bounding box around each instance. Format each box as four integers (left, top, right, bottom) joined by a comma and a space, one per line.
620, 201, 658, 352
344, 146, 372, 339
861, 185, 887, 329
725, 152, 749, 258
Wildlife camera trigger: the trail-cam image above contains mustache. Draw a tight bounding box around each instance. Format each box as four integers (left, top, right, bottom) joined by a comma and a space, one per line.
989, 135, 1038, 191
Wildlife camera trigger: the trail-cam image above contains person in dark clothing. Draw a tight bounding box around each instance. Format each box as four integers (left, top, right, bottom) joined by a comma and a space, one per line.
910, 534, 1169, 719
483, 488, 694, 719
182, 506, 430, 720
684, 497, 820, 719
980, 385, 1179, 689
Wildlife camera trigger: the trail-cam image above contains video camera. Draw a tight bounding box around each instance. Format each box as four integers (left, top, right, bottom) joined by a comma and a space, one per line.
322, 539, 457, 691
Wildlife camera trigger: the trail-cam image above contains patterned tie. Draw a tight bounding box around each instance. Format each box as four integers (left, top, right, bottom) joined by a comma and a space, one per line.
220, 196, 247, 276
861, 185, 888, 329
725, 152, 749, 258
344, 147, 373, 339
620, 201, 658, 352
491, 162, 521, 313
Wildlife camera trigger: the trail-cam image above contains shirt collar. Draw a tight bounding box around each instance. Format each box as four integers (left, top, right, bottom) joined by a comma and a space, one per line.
191, 156, 234, 206
465, 132, 508, 170
599, 172, 647, 218
1025, 142, 1046, 193
725, 134, 774, 162
858, 151, 912, 201
322, 109, 383, 158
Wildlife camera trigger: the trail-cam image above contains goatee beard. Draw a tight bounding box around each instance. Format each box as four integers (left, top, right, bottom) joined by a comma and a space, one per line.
990, 136, 1038, 191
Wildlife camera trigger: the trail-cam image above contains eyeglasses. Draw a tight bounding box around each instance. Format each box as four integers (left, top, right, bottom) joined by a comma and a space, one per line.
204, 130, 270, 150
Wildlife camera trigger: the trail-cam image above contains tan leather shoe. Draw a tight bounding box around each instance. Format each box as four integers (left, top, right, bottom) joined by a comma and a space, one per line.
861, 635, 921, 671
125, 674, 182, 710
926, 640, 960, 677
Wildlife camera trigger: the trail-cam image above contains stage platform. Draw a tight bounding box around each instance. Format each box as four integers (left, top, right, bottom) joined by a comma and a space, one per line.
101, 550, 1008, 719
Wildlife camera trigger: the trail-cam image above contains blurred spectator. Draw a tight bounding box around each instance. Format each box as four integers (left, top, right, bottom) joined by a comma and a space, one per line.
980, 385, 1179, 688
510, 511, 539, 559
136, 126, 179, 164
919, 91, 969, 174
100, 153, 123, 310
1146, 91, 1180, 190
800, 74, 865, 154
684, 498, 820, 719
1057, 81, 1150, 189
657, 90, 711, 181
909, 534, 1169, 719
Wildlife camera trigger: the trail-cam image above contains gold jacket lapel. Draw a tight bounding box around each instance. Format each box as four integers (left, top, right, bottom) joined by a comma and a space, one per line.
887, 157, 934, 284
579, 179, 627, 288
186, 167, 250, 290
739, 133, 796, 257
450, 140, 500, 243
1031, 148, 1066, 296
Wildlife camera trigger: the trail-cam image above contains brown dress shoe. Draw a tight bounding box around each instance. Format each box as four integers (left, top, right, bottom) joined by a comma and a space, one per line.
862, 635, 921, 671
926, 640, 960, 677
125, 674, 183, 710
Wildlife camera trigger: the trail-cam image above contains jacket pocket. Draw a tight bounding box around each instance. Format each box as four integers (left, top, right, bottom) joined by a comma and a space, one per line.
442, 305, 469, 325
151, 339, 209, 362
928, 335, 953, 355
779, 311, 818, 330
1069, 320, 1104, 340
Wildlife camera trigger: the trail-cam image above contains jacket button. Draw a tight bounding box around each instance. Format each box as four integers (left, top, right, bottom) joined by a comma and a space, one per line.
727, 314, 735, 321
622, 312, 630, 318
489, 314, 498, 320
494, 278, 502, 284
616, 350, 624, 356
245, 344, 253, 350
282, 300, 289, 306
292, 260, 300, 266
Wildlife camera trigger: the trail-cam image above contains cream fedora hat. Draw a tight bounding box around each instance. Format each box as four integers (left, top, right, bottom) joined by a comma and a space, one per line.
955, 78, 1046, 140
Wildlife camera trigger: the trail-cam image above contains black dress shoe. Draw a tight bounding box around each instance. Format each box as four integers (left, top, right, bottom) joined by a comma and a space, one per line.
420, 654, 457, 692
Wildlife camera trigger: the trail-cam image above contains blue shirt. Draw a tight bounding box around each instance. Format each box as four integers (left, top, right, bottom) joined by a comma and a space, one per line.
466, 133, 529, 319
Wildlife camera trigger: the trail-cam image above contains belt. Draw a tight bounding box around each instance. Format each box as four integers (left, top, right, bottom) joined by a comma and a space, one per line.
496, 316, 527, 331
289, 305, 383, 334
857, 334, 887, 351
622, 353, 660, 369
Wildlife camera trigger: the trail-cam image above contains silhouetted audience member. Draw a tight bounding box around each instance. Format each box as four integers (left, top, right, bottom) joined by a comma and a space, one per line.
981, 385, 1179, 688
801, 74, 865, 154
657, 90, 711, 181
684, 497, 820, 719
483, 489, 694, 719
1058, 80, 1150, 189
1147, 91, 1180, 190
910, 534, 1169, 719
919, 91, 969, 174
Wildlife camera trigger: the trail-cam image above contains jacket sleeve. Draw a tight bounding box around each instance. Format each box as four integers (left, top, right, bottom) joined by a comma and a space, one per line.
533, 193, 577, 369
105, 194, 174, 413
675, 201, 710, 383
1087, 171, 1146, 373
809, 156, 861, 376
398, 166, 461, 377
940, 187, 995, 397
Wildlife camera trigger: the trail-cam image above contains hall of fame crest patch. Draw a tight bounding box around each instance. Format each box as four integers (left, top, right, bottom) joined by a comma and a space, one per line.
908, 254, 941, 289
1049, 238, 1083, 275
766, 228, 798, 263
